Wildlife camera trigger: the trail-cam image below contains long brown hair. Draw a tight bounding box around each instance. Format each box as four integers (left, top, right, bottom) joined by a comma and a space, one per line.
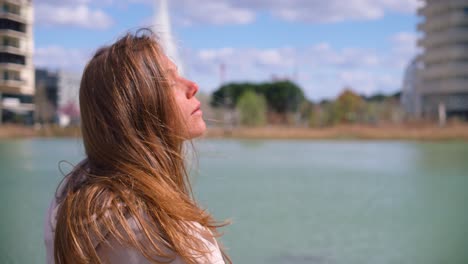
54, 29, 230, 264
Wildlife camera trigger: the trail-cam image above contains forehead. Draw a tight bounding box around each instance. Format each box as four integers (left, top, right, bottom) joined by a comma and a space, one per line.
162, 55, 177, 72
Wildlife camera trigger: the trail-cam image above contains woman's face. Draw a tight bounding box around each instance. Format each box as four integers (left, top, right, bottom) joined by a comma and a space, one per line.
164, 57, 206, 139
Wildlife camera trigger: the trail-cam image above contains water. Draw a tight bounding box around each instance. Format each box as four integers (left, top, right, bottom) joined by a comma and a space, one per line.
0, 138, 467, 264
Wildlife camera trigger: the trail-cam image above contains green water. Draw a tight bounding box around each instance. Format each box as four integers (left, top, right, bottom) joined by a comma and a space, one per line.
0, 139, 467, 264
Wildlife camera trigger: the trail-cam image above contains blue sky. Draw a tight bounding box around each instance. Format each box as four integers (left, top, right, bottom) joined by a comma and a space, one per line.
34, 0, 422, 101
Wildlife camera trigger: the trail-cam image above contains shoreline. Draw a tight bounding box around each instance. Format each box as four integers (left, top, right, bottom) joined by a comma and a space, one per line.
1, 124, 468, 141
204, 124, 468, 141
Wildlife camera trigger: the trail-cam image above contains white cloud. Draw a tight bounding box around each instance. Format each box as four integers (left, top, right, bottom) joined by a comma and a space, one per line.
169, 0, 255, 26
391, 31, 420, 55
34, 46, 91, 70
165, 0, 419, 26
44, 0, 419, 27
303, 44, 382, 69
36, 0, 117, 5
255, 49, 284, 66
96, 0, 421, 27
186, 30, 419, 100
265, 0, 420, 23
36, 0, 92, 4
271, 1, 384, 23
377, 0, 422, 13
33, 31, 418, 100
198, 48, 235, 61
35, 4, 114, 29
387, 31, 421, 69
192, 47, 296, 76
338, 70, 399, 95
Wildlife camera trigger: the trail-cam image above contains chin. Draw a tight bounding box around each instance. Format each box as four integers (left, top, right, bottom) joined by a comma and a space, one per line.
188, 120, 206, 139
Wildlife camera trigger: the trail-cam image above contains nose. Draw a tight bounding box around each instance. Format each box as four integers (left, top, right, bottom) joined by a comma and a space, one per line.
185, 79, 199, 98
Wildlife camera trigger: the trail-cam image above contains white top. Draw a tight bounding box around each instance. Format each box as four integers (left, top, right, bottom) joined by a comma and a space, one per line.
44, 196, 225, 264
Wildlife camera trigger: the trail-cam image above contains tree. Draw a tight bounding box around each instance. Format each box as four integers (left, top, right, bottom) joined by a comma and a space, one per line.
263, 81, 305, 113
210, 82, 255, 109
333, 88, 366, 123
236, 90, 267, 126
211, 80, 305, 114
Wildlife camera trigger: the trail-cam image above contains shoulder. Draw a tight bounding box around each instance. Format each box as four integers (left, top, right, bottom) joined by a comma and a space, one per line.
45, 172, 225, 264
46, 196, 224, 264
186, 222, 225, 264
97, 218, 225, 264
44, 197, 58, 264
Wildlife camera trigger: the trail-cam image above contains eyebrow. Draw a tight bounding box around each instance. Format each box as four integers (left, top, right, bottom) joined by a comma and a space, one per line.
165, 66, 178, 76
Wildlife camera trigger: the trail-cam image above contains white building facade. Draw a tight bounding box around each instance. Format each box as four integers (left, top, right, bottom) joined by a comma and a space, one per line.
418, 0, 468, 119
0, 0, 34, 123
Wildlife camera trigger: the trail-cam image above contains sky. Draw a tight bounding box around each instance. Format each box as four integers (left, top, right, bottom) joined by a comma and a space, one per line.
34, 0, 423, 101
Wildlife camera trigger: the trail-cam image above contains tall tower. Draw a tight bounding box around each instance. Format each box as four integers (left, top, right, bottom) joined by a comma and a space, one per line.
417, 0, 468, 119
154, 0, 184, 74
0, 0, 34, 124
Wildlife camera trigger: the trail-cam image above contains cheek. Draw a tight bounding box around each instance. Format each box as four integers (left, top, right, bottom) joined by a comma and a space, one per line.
173, 91, 187, 114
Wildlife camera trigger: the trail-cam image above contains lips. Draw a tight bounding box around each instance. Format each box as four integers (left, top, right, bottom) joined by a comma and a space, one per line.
191, 103, 201, 115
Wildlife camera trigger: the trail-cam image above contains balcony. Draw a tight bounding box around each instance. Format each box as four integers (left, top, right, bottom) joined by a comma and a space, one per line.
418, 28, 468, 48
422, 78, 468, 94
0, 52, 25, 67
0, 78, 25, 88
0, 29, 26, 39
0, 98, 34, 111
0, 79, 32, 96
0, 62, 25, 71
418, 10, 468, 32
3, 0, 31, 5
423, 45, 468, 64
423, 61, 468, 80
0, 11, 27, 24
418, 0, 468, 17
0, 45, 26, 55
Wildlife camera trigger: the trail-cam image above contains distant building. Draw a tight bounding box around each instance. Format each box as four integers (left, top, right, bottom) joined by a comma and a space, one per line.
0, 0, 34, 124
57, 70, 81, 126
35, 69, 81, 126
35, 69, 58, 124
417, 0, 468, 120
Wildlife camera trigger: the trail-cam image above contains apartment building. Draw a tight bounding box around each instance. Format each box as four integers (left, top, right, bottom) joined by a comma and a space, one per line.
418, 0, 468, 119
0, 0, 34, 124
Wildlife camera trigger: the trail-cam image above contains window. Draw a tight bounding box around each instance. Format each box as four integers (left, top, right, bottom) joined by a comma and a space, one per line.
2, 70, 21, 81
2, 36, 20, 48
13, 71, 20, 80
0, 19, 26, 32
2, 3, 20, 15
0, 52, 25, 65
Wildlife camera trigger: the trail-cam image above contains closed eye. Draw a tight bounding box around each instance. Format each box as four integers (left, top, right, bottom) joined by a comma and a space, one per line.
165, 68, 179, 87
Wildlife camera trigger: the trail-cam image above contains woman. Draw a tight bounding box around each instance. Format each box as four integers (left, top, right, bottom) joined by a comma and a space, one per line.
44, 29, 231, 264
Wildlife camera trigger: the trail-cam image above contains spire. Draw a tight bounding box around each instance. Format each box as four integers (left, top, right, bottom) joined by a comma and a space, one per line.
154, 0, 184, 74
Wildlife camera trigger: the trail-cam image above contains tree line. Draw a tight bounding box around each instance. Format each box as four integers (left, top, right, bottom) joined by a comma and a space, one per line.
210, 81, 403, 127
